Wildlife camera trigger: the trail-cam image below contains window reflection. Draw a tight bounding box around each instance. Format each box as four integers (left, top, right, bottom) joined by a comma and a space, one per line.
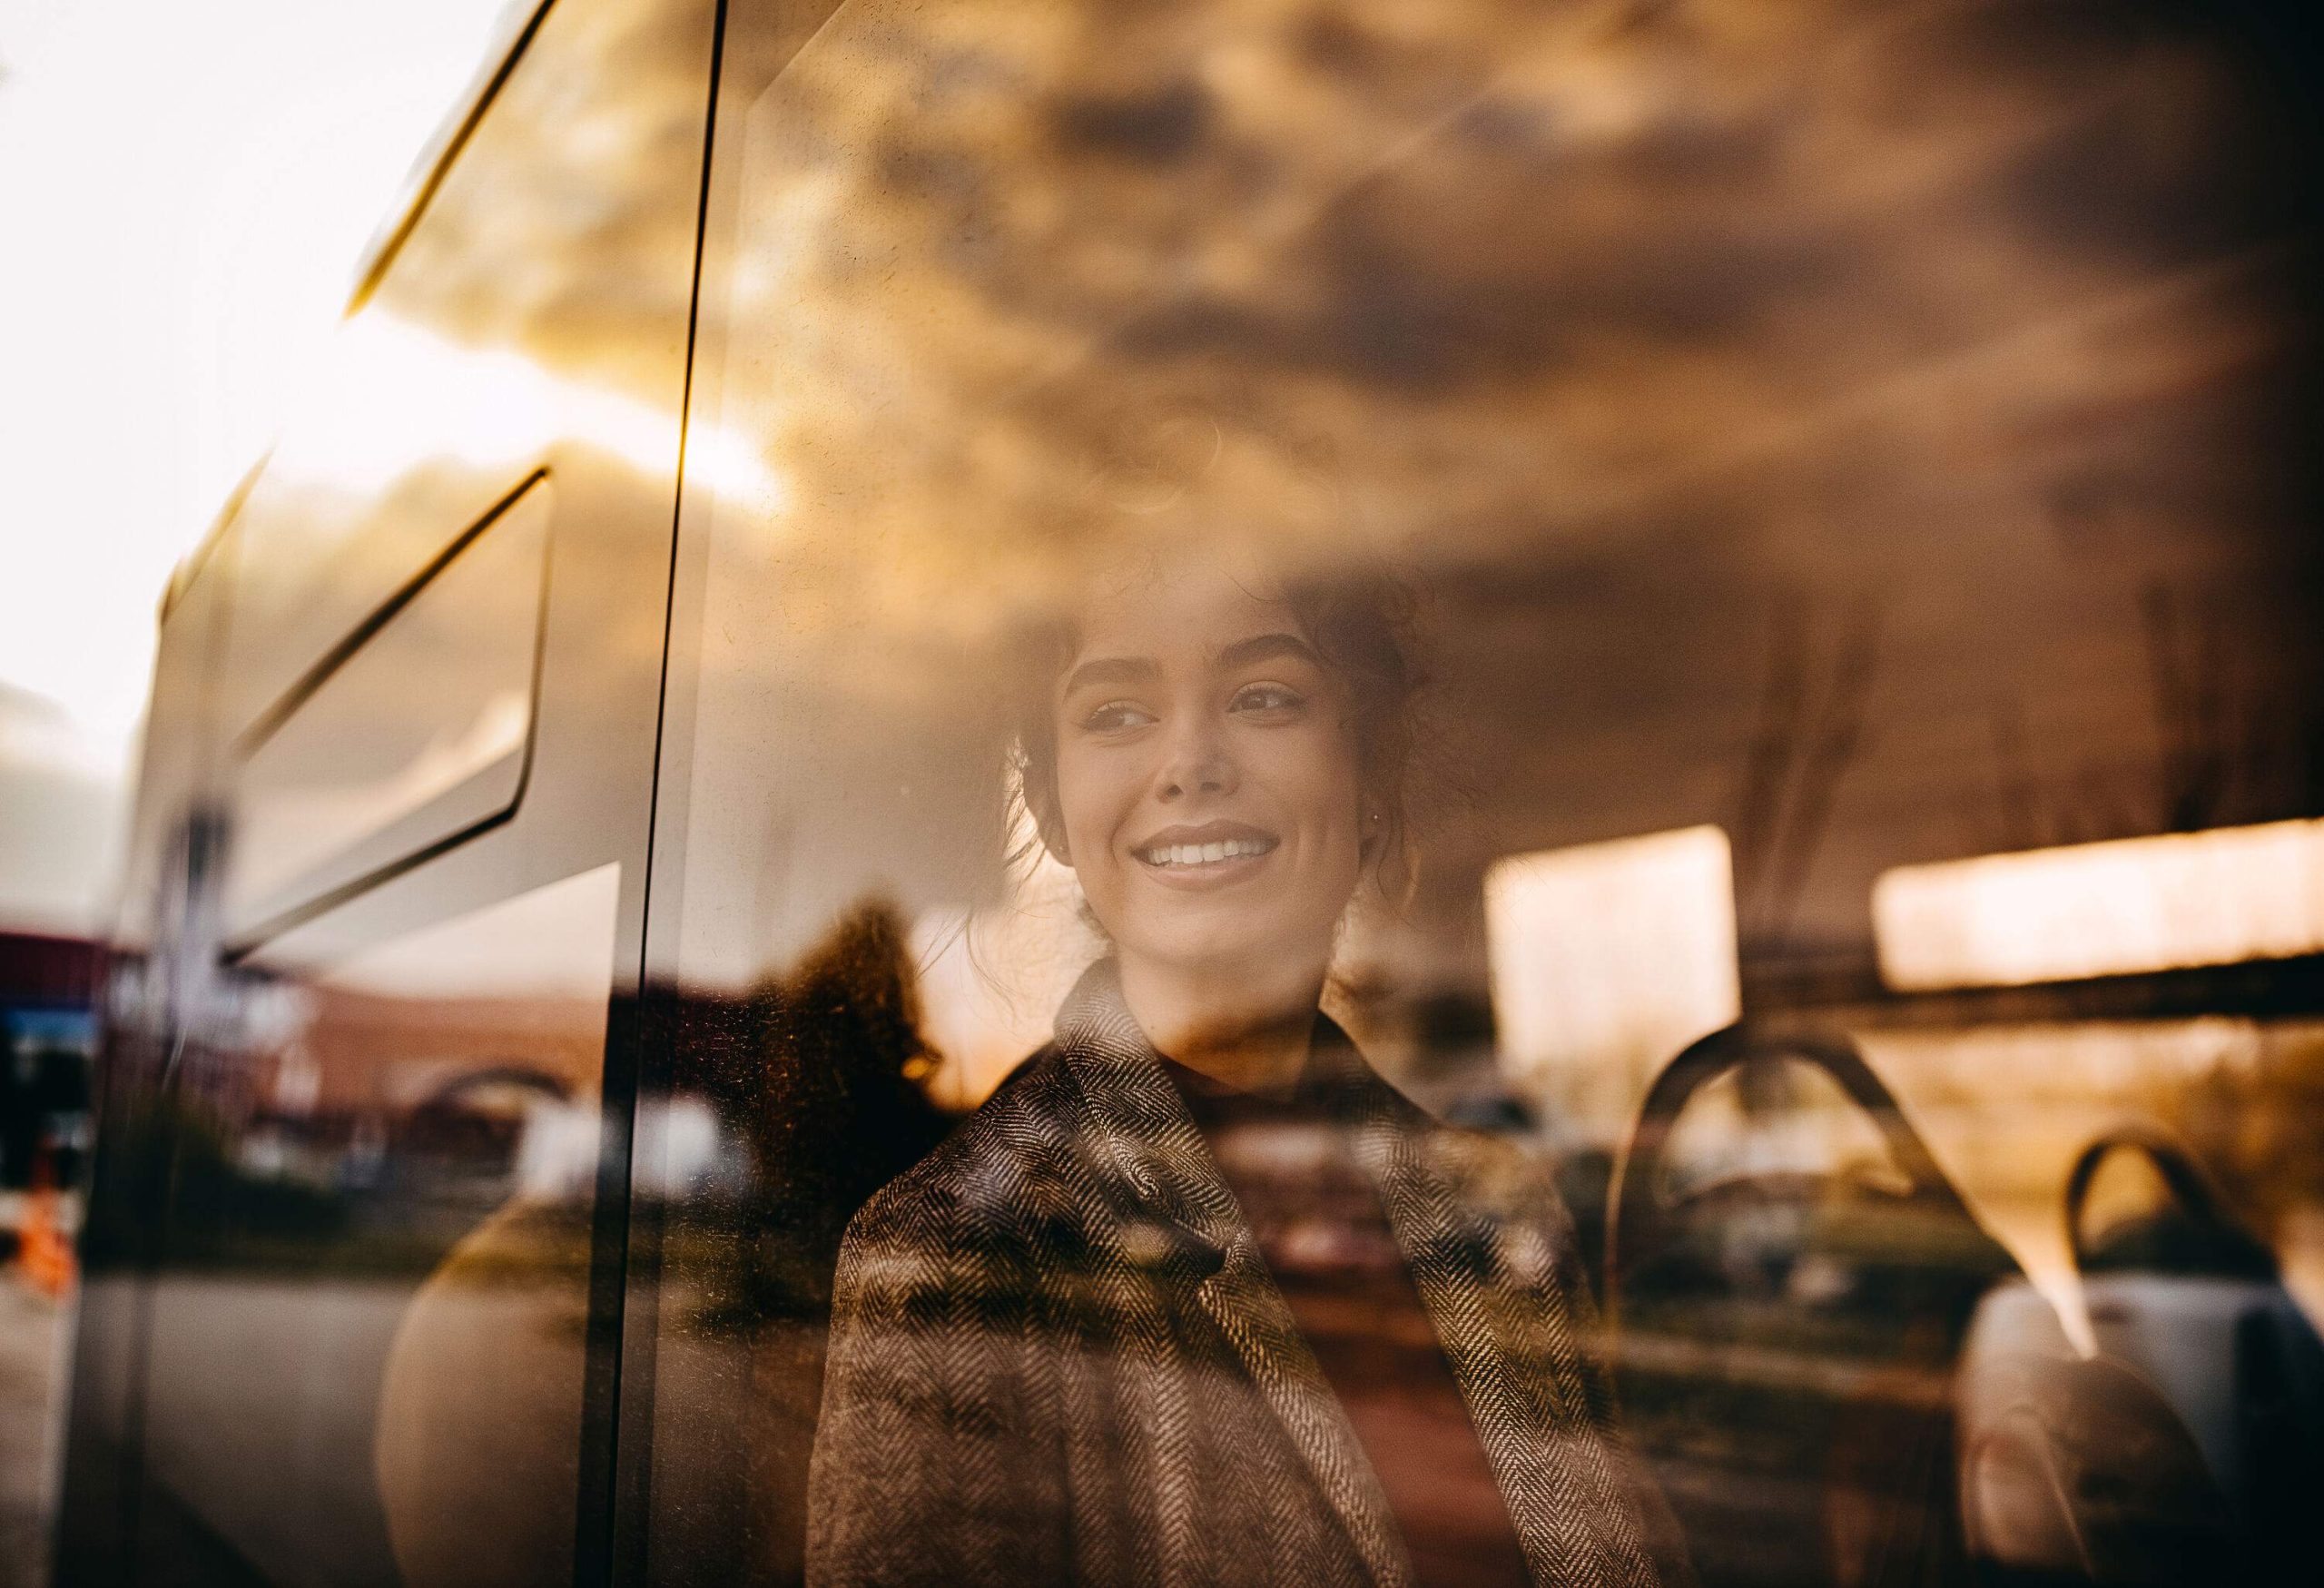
646, 0, 2324, 1583
1874, 818, 2324, 992
1485, 826, 1742, 1146
118, 865, 620, 1588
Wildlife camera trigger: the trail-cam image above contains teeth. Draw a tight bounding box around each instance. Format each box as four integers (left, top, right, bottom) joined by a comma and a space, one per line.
1142, 837, 1273, 866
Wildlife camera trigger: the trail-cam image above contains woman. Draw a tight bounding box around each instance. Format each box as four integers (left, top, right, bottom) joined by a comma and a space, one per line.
805, 534, 1687, 1588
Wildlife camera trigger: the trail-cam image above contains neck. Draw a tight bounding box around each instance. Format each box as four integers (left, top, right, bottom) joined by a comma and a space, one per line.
1116, 954, 1324, 1097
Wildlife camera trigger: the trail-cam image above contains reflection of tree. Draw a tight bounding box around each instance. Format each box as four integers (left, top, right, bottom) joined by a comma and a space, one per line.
714, 902, 949, 1327
1976, 580, 2309, 853
651, 902, 950, 1586
1732, 590, 1881, 954
2142, 583, 2279, 834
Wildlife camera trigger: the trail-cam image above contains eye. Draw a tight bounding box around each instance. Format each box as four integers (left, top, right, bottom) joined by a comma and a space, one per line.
1230, 682, 1306, 717
1079, 699, 1157, 733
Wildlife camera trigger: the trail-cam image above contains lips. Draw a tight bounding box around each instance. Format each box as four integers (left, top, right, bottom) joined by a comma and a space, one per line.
1132, 822, 1280, 871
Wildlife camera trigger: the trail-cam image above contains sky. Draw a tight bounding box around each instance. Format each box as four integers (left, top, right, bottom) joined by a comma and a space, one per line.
0, 0, 515, 935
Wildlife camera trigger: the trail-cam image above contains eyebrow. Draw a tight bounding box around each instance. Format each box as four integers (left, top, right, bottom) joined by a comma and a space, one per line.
1215, 632, 1323, 673
1059, 655, 1163, 698
1058, 633, 1323, 699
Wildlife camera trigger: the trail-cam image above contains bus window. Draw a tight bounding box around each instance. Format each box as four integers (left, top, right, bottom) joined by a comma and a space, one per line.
640, 1, 2324, 1584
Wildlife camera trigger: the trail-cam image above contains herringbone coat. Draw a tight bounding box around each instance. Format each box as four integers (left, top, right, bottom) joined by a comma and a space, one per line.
805, 963, 1687, 1588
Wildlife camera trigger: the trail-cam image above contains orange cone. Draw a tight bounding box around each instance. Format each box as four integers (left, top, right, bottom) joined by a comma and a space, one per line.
18, 1147, 74, 1298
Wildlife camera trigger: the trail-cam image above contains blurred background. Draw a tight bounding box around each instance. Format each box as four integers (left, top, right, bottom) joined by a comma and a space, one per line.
7, 2, 2324, 1586
0, 4, 516, 1580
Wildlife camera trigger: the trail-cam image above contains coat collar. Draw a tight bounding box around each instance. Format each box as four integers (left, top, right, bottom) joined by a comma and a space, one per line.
1050, 961, 1663, 1588
1051, 960, 1414, 1588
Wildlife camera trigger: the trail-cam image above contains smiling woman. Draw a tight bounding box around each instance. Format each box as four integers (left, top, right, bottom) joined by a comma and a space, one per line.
794, 409, 1691, 1588
799, 482, 1689, 1585
1023, 554, 1378, 1048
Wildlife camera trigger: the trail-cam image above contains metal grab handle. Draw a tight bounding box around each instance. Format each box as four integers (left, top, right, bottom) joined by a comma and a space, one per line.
2063, 1126, 2268, 1278
1604, 1024, 1977, 1310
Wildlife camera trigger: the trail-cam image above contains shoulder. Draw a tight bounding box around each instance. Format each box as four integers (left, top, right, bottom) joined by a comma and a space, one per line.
842, 1046, 1083, 1257
1424, 1103, 1581, 1230
1346, 1057, 1546, 1196
1414, 1108, 1567, 1212
1367, 1078, 1594, 1286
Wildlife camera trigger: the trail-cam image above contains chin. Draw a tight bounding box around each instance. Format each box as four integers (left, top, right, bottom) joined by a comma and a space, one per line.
1155, 936, 1274, 980
1138, 918, 1333, 993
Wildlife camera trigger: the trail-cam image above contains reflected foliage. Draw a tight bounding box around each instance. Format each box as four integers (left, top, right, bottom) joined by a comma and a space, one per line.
648, 903, 950, 1584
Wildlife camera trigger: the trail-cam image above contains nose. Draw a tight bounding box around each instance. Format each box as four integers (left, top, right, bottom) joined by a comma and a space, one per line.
1157, 715, 1236, 801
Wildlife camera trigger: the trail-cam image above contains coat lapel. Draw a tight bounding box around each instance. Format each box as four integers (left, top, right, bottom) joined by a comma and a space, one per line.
1050, 962, 1664, 1588
1352, 1082, 1663, 1588
1054, 965, 1413, 1588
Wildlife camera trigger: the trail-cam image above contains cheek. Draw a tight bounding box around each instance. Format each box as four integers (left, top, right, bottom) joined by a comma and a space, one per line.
1266, 726, 1364, 851
1053, 745, 1140, 858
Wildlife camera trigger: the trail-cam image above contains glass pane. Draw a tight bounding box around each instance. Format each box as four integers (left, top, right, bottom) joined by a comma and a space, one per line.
645, 2, 2324, 1584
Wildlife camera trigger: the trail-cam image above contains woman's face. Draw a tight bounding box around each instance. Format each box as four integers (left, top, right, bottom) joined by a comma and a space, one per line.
1050, 558, 1364, 996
